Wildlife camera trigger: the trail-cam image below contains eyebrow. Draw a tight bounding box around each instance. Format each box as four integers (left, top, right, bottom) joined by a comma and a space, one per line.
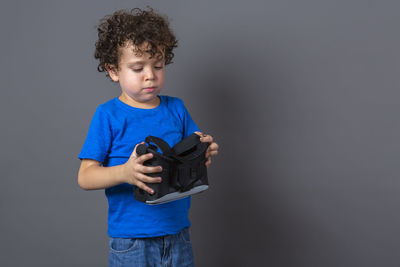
127, 61, 145, 67
126, 59, 164, 67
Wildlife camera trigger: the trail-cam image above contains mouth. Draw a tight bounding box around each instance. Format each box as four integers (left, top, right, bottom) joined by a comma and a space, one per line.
143, 86, 156, 93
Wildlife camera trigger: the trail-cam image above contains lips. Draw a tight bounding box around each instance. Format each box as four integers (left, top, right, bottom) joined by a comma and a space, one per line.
143, 87, 156, 92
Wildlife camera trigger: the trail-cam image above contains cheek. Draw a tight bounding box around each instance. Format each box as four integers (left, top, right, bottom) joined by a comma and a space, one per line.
157, 72, 165, 84
121, 74, 141, 86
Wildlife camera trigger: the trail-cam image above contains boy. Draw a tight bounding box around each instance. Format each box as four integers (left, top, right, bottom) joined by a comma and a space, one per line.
78, 7, 218, 267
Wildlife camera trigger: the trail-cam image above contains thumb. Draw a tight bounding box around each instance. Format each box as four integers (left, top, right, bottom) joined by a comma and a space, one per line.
194, 131, 203, 137
130, 142, 145, 159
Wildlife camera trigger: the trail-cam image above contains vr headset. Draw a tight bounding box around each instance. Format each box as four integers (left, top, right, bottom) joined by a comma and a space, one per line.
134, 133, 209, 205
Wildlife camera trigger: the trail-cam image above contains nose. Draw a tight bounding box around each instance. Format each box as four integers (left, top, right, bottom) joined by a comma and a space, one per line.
144, 67, 156, 80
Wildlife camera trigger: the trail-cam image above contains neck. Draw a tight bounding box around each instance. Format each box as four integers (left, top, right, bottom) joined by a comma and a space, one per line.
118, 94, 160, 109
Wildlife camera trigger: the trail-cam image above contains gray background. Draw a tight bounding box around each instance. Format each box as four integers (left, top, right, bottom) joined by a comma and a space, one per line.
1, 0, 399, 266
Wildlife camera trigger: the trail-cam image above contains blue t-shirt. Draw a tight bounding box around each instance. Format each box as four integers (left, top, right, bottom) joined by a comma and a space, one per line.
79, 95, 200, 238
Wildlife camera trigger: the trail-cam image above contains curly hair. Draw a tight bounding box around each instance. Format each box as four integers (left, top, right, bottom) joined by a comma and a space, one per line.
94, 7, 178, 80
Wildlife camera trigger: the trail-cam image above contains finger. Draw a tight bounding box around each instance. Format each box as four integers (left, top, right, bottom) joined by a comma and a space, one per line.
140, 165, 163, 174
209, 150, 218, 156
205, 158, 211, 167
194, 131, 203, 137
135, 153, 154, 164
207, 144, 219, 153
137, 173, 162, 184
205, 143, 219, 157
209, 142, 219, 150
200, 135, 213, 143
135, 181, 156, 195
205, 150, 218, 158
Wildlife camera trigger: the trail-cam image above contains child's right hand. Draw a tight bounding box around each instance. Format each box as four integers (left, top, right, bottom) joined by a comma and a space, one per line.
122, 142, 163, 195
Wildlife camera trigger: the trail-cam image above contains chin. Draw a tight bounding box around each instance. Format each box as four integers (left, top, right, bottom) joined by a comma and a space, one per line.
142, 94, 160, 102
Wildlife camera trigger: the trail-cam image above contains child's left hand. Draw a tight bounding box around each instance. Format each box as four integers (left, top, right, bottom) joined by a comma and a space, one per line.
194, 131, 219, 167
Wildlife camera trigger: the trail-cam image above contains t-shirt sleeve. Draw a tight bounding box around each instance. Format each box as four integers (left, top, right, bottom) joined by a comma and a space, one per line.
78, 106, 112, 163
180, 99, 200, 138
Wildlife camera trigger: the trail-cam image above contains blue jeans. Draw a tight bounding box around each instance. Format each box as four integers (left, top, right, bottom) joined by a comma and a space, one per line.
109, 227, 194, 267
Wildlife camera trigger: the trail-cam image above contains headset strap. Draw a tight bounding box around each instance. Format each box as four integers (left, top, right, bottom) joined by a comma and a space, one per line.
172, 133, 201, 155
145, 136, 173, 155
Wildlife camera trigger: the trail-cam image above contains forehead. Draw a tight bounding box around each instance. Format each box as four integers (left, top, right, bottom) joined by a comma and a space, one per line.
118, 42, 164, 63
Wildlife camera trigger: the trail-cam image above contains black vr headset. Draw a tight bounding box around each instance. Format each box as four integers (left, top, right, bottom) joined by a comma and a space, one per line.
134, 133, 209, 205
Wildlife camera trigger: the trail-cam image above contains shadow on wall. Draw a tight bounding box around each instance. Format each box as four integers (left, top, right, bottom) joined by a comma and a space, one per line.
189, 42, 334, 266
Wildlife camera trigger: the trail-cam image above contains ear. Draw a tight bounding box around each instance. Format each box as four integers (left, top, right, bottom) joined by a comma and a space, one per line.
105, 64, 119, 82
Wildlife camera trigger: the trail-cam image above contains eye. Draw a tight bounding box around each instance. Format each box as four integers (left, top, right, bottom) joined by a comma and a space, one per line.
154, 66, 163, 70
131, 68, 143, 73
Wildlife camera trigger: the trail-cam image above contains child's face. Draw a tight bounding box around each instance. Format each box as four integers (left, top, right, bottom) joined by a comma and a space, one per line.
107, 42, 165, 107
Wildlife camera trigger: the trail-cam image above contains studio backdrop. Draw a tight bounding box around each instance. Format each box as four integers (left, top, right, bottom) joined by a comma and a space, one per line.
1, 0, 400, 266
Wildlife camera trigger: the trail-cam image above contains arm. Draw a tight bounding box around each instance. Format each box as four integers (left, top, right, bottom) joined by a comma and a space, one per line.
78, 159, 126, 190
78, 143, 163, 193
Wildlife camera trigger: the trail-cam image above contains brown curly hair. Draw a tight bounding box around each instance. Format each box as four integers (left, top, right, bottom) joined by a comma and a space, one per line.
94, 7, 178, 80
